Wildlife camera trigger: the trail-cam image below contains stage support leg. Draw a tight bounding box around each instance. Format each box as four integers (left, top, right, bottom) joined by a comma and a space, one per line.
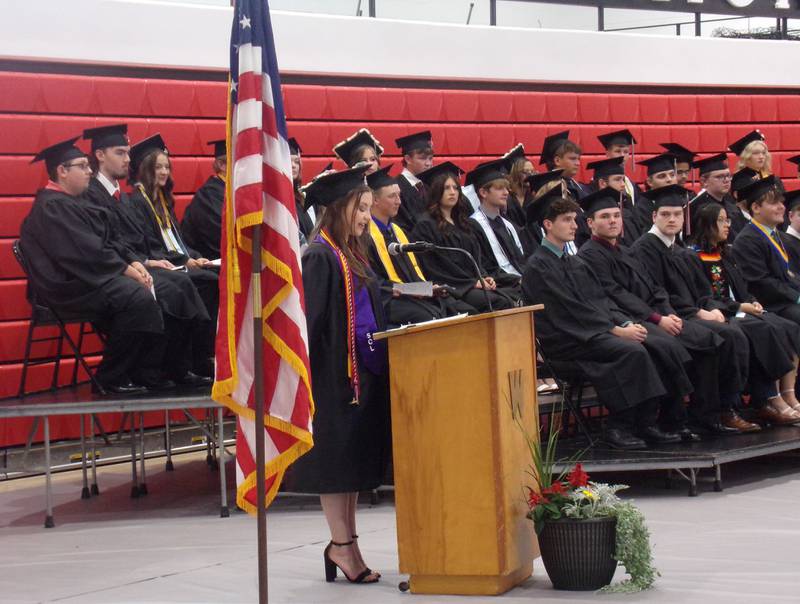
218, 406, 229, 518
130, 417, 139, 498
139, 413, 148, 495
165, 411, 174, 472
80, 414, 90, 499
90, 414, 99, 495
44, 416, 54, 528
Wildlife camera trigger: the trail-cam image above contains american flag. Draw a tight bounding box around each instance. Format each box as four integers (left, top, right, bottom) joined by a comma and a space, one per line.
212, 0, 314, 513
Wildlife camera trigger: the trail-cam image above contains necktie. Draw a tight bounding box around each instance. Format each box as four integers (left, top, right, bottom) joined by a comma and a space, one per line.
113, 189, 121, 201
415, 181, 427, 197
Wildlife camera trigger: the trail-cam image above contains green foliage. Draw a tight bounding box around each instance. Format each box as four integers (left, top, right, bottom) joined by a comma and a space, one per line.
601, 501, 659, 593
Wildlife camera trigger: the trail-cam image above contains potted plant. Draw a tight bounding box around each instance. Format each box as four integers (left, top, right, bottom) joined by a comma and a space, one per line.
519, 415, 658, 592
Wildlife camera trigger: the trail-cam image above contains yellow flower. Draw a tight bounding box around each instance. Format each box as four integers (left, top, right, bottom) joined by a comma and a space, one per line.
581, 489, 595, 499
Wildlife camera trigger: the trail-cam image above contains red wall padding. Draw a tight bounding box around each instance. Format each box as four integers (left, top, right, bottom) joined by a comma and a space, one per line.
1, 69, 799, 445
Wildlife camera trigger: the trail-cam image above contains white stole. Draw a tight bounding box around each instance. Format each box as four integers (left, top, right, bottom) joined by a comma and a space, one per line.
471, 209, 524, 277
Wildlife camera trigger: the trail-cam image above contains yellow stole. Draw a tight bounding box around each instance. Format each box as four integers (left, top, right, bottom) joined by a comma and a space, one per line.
368, 220, 425, 283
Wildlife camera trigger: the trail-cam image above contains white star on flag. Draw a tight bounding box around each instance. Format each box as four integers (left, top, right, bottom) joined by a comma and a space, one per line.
239, 15, 251, 29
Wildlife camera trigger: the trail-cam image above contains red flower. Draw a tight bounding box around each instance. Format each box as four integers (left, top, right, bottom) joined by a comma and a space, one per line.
543, 481, 566, 496
527, 487, 549, 508
567, 463, 589, 488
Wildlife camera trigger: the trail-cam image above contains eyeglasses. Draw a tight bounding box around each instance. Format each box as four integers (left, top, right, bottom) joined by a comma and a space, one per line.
711, 173, 732, 181
63, 161, 92, 171
717, 218, 732, 226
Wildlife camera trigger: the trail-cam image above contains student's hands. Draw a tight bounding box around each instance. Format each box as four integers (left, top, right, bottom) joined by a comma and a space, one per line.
125, 262, 153, 289
740, 302, 764, 316
145, 259, 175, 270
658, 314, 683, 336
476, 277, 496, 290
697, 308, 726, 323
187, 257, 211, 270
611, 323, 648, 343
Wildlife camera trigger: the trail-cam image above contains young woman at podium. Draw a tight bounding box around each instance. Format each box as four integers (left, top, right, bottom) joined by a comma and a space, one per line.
287, 165, 390, 584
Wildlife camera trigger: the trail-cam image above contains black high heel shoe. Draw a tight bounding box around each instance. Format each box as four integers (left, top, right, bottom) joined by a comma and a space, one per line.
323, 540, 379, 584
352, 534, 381, 578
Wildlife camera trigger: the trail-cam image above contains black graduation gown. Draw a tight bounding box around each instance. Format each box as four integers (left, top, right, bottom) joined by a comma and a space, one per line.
689, 192, 744, 242
780, 230, 800, 275
410, 213, 515, 312
288, 243, 390, 494
521, 245, 666, 413
619, 193, 643, 246
467, 216, 525, 286
631, 196, 655, 239
294, 189, 315, 241
565, 179, 591, 247
20, 188, 164, 385
181, 175, 224, 259
504, 193, 526, 228
395, 174, 427, 232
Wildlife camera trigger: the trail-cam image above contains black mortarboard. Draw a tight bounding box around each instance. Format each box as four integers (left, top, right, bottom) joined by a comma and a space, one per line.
526, 182, 565, 226
288, 137, 302, 155
643, 184, 689, 209
692, 153, 729, 175
728, 129, 765, 156
207, 139, 226, 158
787, 154, 800, 168
659, 142, 696, 164
579, 186, 622, 217
334, 128, 384, 166
366, 164, 396, 190
300, 165, 370, 208
587, 156, 625, 180
503, 143, 526, 167
527, 169, 564, 193
639, 153, 677, 176
737, 174, 778, 208
597, 129, 636, 149
731, 168, 760, 193
31, 136, 86, 173
539, 130, 570, 166
82, 124, 129, 151
416, 161, 464, 187
129, 134, 168, 177
465, 158, 508, 189
784, 189, 800, 212
395, 130, 433, 155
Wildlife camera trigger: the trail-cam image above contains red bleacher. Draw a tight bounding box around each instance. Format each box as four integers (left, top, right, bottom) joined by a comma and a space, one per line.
1, 69, 799, 444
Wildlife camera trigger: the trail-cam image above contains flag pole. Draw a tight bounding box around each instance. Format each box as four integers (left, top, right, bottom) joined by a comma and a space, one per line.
252, 224, 268, 604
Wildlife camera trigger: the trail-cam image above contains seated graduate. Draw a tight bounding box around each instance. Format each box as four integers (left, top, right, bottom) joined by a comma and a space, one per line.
289, 165, 388, 585
521, 188, 675, 450
333, 128, 383, 175
729, 129, 783, 194
364, 164, 475, 323
466, 159, 526, 292
539, 130, 590, 245
631, 185, 750, 433
520, 169, 568, 255
501, 144, 533, 228
393, 130, 434, 232
410, 162, 517, 312
83, 125, 212, 387
19, 138, 167, 395
585, 156, 640, 246
687, 153, 744, 241
788, 154, 800, 183
732, 176, 800, 328
287, 137, 315, 244
687, 203, 800, 425
660, 142, 697, 188
597, 129, 640, 203
180, 139, 226, 260
729, 167, 759, 234
779, 190, 800, 273
630, 153, 678, 237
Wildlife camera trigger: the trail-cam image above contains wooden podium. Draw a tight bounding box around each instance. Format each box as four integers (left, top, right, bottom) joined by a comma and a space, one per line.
375, 305, 543, 595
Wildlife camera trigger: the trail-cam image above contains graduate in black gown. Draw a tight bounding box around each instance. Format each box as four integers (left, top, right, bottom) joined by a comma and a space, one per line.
19, 138, 164, 395
502, 144, 532, 228
289, 137, 315, 243
364, 165, 475, 323
181, 139, 226, 260
585, 156, 641, 246
779, 190, 800, 274
287, 166, 388, 584
333, 128, 383, 175
631, 185, 751, 433
410, 162, 516, 312
687, 153, 744, 242
660, 142, 697, 189
394, 130, 433, 232
687, 203, 800, 425
520, 169, 566, 256
631, 153, 678, 239
82, 125, 211, 387
539, 131, 590, 245
126, 134, 220, 378
598, 129, 641, 207
521, 190, 671, 450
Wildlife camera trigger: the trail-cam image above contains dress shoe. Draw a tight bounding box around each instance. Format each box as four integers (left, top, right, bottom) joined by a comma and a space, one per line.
172, 371, 213, 387
92, 380, 148, 395
696, 419, 740, 435
722, 411, 762, 433
639, 426, 681, 445
757, 404, 800, 426
132, 376, 176, 391
674, 427, 702, 442
603, 428, 647, 450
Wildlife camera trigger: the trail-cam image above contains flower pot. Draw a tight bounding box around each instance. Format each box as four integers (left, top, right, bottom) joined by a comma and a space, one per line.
537, 516, 617, 591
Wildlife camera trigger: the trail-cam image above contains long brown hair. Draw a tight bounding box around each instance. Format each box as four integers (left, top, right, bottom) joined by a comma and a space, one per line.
313, 185, 372, 281
508, 157, 533, 202
689, 202, 729, 257
426, 173, 471, 231
137, 150, 175, 223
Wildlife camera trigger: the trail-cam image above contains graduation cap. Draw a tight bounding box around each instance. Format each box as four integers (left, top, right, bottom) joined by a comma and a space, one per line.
579, 186, 622, 217
731, 168, 760, 193
785, 189, 800, 212
465, 158, 508, 189
300, 164, 370, 208
597, 129, 636, 149
207, 139, 226, 158
692, 153, 728, 175
416, 161, 464, 187
526, 182, 565, 226
587, 156, 625, 180
333, 128, 384, 167
395, 130, 433, 155
31, 136, 86, 173
787, 154, 800, 169
643, 184, 689, 209
639, 153, 677, 176
82, 124, 129, 151
129, 134, 168, 177
366, 164, 396, 190
539, 130, 570, 166
728, 130, 765, 157
288, 137, 302, 156
502, 143, 526, 167
737, 174, 778, 208
659, 142, 696, 164
527, 169, 564, 193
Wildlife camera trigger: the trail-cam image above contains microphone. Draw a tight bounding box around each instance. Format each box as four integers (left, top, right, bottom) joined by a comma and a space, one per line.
387, 241, 436, 255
